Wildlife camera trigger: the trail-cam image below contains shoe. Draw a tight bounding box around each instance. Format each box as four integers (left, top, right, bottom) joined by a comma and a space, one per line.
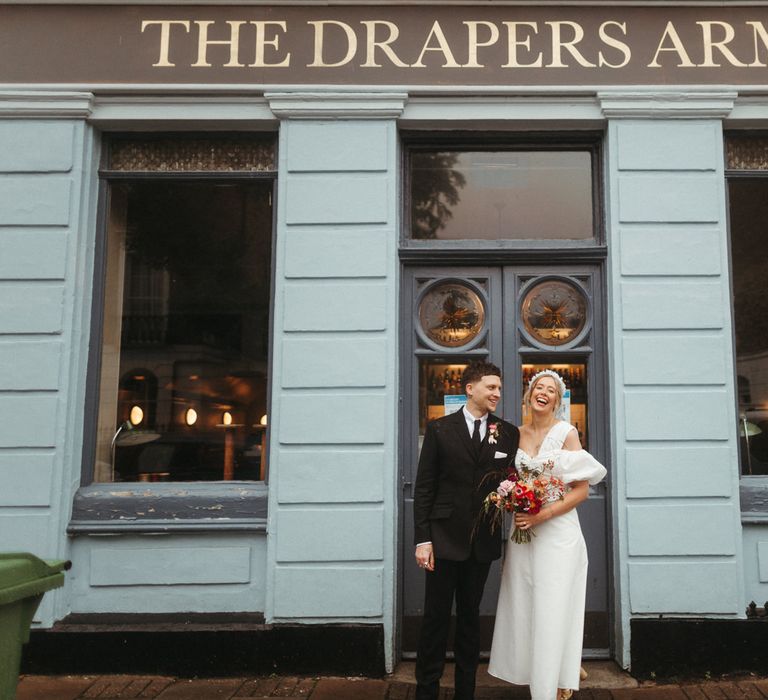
580, 666, 588, 681
558, 690, 573, 699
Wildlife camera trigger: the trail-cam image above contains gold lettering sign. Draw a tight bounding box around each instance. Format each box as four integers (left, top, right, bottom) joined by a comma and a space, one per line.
3, 6, 768, 85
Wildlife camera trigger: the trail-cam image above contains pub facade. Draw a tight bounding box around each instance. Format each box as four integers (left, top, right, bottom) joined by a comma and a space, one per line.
1, 1, 767, 677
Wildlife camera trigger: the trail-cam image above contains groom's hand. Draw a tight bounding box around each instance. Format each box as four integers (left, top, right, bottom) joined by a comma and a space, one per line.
415, 543, 435, 572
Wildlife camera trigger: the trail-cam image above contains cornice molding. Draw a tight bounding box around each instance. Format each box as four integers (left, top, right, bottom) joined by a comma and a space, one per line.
265, 91, 408, 119
0, 90, 93, 118
598, 90, 737, 119
90, 94, 275, 125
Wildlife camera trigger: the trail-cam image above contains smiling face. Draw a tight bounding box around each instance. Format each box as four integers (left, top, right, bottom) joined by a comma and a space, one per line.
465, 374, 502, 417
527, 375, 562, 417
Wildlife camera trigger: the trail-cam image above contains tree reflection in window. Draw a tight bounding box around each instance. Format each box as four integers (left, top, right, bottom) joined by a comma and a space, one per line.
411, 152, 466, 239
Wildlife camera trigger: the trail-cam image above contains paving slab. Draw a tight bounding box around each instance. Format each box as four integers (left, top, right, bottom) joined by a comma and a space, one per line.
16, 676, 96, 700
139, 678, 175, 698
613, 688, 688, 699
311, 678, 388, 700
235, 677, 282, 697
736, 681, 768, 700
387, 661, 637, 691
155, 679, 244, 699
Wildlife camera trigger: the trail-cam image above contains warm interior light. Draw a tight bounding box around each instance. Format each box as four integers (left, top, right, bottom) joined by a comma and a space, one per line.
185, 408, 198, 426
259, 414, 268, 426
129, 405, 144, 426
222, 411, 233, 426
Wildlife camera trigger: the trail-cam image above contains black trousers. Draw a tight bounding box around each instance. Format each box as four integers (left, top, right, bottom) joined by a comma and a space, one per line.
415, 554, 492, 700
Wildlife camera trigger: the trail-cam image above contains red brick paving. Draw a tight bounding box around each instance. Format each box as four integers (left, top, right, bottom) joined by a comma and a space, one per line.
16, 674, 768, 700
311, 678, 388, 700
737, 682, 768, 700
154, 678, 243, 699
139, 678, 175, 698
16, 676, 95, 700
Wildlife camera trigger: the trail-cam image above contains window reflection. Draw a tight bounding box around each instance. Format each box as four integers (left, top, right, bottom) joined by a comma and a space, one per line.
95, 180, 273, 482
410, 150, 594, 240
728, 178, 768, 475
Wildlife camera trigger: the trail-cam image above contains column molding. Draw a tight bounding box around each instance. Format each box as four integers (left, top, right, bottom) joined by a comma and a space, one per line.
265, 91, 408, 119
0, 90, 93, 118
598, 90, 737, 119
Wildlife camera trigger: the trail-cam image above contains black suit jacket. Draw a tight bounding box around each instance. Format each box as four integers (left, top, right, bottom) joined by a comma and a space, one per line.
413, 409, 520, 563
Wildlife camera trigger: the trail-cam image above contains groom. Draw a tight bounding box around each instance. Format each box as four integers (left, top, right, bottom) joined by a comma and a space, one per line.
413, 360, 519, 700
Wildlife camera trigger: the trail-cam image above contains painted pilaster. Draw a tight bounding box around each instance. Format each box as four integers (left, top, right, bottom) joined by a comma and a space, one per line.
0, 91, 96, 625
264, 92, 406, 671
600, 91, 742, 667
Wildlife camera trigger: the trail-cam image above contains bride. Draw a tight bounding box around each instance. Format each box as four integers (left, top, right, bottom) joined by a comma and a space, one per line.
488, 369, 606, 700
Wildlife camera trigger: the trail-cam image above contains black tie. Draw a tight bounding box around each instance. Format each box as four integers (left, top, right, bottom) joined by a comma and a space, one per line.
472, 419, 482, 454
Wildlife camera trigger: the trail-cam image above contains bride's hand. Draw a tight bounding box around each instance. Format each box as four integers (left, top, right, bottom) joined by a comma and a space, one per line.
515, 510, 549, 529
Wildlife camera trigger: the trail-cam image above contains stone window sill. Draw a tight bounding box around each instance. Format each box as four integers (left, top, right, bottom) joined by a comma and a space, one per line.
740, 478, 768, 524
67, 482, 268, 534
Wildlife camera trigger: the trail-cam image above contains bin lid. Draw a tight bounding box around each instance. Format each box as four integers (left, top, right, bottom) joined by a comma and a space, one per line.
0, 552, 69, 605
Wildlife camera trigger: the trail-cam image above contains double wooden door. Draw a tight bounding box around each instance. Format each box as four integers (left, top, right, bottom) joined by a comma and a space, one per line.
400, 265, 611, 658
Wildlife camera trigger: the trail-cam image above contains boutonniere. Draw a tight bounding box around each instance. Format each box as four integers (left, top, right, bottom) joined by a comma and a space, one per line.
488, 423, 500, 445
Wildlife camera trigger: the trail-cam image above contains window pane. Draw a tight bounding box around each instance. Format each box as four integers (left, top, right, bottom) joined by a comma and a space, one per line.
729, 179, 768, 475
94, 181, 272, 482
410, 151, 593, 240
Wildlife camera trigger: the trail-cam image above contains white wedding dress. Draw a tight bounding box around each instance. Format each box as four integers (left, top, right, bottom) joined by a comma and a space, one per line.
488, 420, 607, 700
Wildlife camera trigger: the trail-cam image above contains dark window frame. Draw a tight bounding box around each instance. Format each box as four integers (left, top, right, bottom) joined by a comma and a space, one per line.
400, 131, 606, 265
70, 133, 277, 534
724, 130, 768, 522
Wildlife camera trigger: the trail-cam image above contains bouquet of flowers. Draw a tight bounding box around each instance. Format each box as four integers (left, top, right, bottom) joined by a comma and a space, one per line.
482, 459, 566, 543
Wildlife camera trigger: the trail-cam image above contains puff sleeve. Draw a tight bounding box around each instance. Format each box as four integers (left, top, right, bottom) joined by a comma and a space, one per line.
552, 449, 607, 485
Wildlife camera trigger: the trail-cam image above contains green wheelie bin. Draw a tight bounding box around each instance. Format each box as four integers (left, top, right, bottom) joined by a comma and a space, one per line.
0, 553, 70, 700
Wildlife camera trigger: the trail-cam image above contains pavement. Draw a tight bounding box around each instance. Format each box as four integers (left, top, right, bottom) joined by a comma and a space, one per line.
15, 662, 768, 700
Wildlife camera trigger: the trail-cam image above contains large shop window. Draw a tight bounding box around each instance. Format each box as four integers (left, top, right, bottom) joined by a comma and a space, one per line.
407, 142, 598, 241
92, 136, 275, 484
727, 135, 768, 476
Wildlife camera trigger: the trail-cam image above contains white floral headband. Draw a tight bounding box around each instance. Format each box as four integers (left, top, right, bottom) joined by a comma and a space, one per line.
527, 369, 567, 397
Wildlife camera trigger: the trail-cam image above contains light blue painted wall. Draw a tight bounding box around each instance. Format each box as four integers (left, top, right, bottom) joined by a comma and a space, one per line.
3, 90, 764, 675
741, 526, 768, 607
69, 535, 268, 614
265, 117, 398, 669
0, 114, 95, 626
0, 104, 273, 625
605, 117, 744, 666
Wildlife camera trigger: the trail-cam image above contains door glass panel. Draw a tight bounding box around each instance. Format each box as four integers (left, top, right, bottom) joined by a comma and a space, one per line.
419, 359, 470, 435
410, 150, 594, 240
521, 362, 588, 449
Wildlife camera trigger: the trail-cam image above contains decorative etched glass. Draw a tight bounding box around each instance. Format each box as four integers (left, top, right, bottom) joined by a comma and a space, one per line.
726, 136, 768, 171
521, 279, 588, 347
109, 137, 276, 172
418, 283, 485, 348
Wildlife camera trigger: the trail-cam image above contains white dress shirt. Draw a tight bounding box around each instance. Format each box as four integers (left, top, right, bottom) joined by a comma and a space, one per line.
462, 405, 488, 441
